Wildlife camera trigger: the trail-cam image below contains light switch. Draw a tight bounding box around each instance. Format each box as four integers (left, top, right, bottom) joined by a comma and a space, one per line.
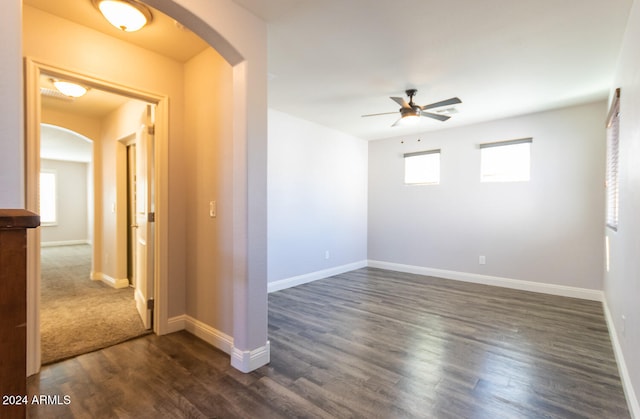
209, 200, 216, 218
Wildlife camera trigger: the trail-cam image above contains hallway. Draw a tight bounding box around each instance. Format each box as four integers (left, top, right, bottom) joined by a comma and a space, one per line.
40, 244, 148, 364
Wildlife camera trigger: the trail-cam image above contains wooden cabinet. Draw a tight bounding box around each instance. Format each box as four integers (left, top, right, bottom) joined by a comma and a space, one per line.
0, 210, 40, 419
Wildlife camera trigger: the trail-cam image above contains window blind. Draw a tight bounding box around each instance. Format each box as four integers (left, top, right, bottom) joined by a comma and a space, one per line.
606, 88, 621, 231
403, 149, 441, 158
479, 137, 532, 149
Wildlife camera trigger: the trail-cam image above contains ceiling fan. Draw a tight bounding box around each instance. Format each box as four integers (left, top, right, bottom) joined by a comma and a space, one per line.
362, 89, 462, 126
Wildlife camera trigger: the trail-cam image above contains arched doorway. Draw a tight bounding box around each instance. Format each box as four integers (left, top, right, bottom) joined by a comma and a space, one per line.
22, 0, 269, 376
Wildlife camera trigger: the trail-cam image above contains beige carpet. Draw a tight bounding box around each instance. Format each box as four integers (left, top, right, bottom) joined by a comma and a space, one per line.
41, 244, 149, 365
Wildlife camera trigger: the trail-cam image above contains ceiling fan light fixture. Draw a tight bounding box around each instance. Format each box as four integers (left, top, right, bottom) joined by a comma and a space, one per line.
397, 114, 420, 126
92, 0, 153, 32
362, 89, 462, 127
52, 80, 88, 98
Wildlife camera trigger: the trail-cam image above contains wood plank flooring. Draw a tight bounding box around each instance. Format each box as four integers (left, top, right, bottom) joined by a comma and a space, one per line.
24, 268, 629, 418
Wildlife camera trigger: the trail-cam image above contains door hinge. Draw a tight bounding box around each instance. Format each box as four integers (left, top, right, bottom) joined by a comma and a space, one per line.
147, 299, 155, 310
148, 125, 155, 135
147, 212, 155, 222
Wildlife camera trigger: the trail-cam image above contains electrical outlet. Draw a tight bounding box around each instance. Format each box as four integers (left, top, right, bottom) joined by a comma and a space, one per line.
325, 250, 330, 260
479, 255, 486, 265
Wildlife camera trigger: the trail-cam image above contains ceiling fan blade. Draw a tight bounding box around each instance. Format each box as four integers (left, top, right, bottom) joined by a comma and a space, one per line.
391, 118, 402, 127
420, 97, 462, 111
390, 96, 411, 109
421, 111, 451, 121
361, 111, 399, 117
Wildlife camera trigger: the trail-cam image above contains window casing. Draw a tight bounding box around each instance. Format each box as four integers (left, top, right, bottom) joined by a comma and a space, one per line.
40, 170, 57, 225
480, 138, 532, 182
404, 149, 440, 185
606, 88, 621, 231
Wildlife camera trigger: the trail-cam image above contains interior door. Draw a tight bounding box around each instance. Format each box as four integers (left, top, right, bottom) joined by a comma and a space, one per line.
134, 105, 155, 329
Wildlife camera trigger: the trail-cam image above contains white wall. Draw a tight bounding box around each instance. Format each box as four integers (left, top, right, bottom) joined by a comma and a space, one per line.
268, 109, 368, 286
369, 101, 606, 291
143, 0, 270, 363
40, 159, 89, 245
0, 0, 22, 208
606, 0, 640, 414
184, 48, 234, 336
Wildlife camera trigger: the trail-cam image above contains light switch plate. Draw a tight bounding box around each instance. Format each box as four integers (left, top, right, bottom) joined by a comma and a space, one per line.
209, 200, 216, 218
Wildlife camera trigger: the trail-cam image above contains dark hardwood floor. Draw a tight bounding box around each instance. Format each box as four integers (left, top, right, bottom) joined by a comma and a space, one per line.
25, 268, 629, 418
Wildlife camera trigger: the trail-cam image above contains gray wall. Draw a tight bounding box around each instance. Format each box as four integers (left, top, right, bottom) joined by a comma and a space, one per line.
40, 158, 89, 245
606, 0, 640, 412
268, 109, 368, 283
368, 101, 606, 290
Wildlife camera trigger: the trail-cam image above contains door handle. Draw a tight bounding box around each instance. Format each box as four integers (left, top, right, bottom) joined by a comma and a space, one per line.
131, 224, 139, 228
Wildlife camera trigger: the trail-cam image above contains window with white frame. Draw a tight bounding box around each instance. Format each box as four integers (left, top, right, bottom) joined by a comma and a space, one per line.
404, 149, 440, 185
480, 138, 532, 182
606, 88, 620, 231
40, 170, 57, 225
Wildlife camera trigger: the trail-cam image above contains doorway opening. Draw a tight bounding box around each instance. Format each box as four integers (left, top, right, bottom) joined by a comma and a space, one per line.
25, 60, 168, 373
36, 77, 157, 364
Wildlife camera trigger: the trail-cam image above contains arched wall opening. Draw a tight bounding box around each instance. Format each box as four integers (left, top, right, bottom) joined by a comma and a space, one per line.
139, 0, 270, 372
20, 0, 269, 375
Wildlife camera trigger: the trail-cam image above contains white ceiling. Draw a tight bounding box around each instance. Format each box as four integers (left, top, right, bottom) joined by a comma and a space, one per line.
234, 0, 632, 140
25, 0, 633, 141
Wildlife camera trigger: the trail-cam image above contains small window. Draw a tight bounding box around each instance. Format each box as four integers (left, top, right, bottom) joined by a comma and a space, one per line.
404, 149, 440, 185
480, 138, 532, 182
40, 171, 57, 225
606, 88, 620, 231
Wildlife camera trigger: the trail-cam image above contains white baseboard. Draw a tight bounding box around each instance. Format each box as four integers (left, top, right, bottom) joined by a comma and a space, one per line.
166, 314, 269, 372
184, 316, 234, 355
367, 260, 603, 301
603, 299, 640, 418
268, 260, 368, 293
41, 239, 90, 247
167, 315, 233, 355
91, 271, 129, 289
231, 341, 271, 373
166, 314, 187, 334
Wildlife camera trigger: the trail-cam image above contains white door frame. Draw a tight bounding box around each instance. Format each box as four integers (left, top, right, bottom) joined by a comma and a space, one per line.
24, 57, 170, 376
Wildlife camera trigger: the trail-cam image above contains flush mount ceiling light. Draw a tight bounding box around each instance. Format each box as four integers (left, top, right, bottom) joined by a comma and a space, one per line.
52, 80, 88, 98
92, 0, 153, 32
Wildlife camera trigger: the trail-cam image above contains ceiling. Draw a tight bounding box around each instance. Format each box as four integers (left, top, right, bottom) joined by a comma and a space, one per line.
24, 0, 209, 63
24, 0, 633, 141
41, 124, 93, 163
235, 0, 632, 140
25, 0, 209, 126
39, 74, 133, 119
